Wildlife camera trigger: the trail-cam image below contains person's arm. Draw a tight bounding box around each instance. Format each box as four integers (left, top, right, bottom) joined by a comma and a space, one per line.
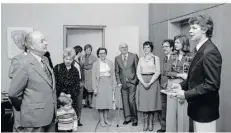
80, 63, 85, 84
180, 78, 188, 91
134, 54, 139, 69
134, 54, 139, 84
114, 57, 121, 85
148, 56, 160, 85
165, 55, 178, 78
8, 64, 28, 111
9, 57, 20, 79
92, 62, 98, 94
110, 61, 117, 91
161, 57, 171, 88
54, 64, 62, 97
184, 51, 222, 101
73, 66, 80, 94
165, 71, 178, 78
136, 58, 145, 84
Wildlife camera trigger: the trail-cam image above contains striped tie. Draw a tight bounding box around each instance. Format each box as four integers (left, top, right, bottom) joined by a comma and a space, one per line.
123, 55, 127, 67
41, 59, 53, 85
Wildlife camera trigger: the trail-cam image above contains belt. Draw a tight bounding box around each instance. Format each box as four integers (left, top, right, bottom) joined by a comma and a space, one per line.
141, 73, 155, 76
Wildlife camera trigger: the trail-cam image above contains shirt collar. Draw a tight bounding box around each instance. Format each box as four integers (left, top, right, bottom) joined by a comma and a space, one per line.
99, 58, 107, 63
166, 52, 172, 60
122, 53, 128, 58
30, 52, 42, 63
196, 38, 208, 51
167, 54, 170, 60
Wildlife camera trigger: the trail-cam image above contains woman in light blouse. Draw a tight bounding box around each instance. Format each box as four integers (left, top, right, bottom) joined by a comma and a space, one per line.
92, 47, 117, 127
137, 41, 161, 131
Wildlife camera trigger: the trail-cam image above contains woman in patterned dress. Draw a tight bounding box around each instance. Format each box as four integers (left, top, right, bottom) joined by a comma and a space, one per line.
165, 34, 194, 132
54, 47, 80, 117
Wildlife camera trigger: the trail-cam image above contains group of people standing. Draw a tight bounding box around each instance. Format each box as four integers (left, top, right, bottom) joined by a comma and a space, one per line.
7, 14, 222, 133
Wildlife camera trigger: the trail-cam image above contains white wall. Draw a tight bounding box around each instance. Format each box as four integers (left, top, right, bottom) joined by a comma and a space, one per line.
1, 4, 149, 91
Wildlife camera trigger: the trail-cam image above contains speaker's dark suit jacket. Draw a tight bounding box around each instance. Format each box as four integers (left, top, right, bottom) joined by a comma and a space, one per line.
180, 39, 222, 122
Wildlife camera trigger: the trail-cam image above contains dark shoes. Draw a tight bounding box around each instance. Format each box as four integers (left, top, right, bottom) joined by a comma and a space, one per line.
157, 129, 166, 132
83, 104, 93, 109
123, 120, 132, 125
132, 122, 138, 126
78, 121, 83, 126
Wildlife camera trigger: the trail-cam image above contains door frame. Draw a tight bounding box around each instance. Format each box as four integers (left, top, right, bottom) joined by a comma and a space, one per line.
168, 16, 190, 39
63, 25, 106, 49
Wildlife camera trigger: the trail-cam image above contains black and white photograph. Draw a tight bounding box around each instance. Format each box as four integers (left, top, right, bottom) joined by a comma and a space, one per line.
1, 1, 231, 132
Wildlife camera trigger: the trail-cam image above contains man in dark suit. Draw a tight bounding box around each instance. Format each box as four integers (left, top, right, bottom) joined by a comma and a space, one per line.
172, 15, 222, 132
8, 31, 57, 132
157, 39, 174, 132
73, 45, 84, 126
115, 43, 139, 126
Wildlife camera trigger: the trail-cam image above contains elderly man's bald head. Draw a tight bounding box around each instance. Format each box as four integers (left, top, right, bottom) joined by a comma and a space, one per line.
119, 43, 128, 49
25, 31, 48, 56
25, 31, 44, 46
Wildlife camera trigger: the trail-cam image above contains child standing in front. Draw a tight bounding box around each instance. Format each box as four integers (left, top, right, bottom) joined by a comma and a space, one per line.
57, 93, 78, 132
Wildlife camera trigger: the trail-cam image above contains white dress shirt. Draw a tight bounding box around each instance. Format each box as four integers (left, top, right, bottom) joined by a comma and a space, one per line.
74, 61, 81, 79
122, 53, 128, 61
31, 52, 43, 68
196, 38, 208, 51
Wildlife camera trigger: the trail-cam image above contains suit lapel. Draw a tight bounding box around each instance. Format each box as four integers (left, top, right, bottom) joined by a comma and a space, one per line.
28, 54, 53, 88
46, 62, 55, 90
126, 53, 132, 68
188, 40, 210, 73
118, 54, 126, 70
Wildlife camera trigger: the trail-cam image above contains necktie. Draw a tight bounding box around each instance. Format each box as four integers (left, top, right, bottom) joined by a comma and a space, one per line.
41, 59, 53, 85
194, 47, 198, 54
164, 56, 168, 63
123, 55, 127, 67
75, 61, 81, 79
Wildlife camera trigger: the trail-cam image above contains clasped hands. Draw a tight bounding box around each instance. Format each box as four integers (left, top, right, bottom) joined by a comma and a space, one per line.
141, 82, 152, 90
94, 84, 118, 96
169, 83, 185, 100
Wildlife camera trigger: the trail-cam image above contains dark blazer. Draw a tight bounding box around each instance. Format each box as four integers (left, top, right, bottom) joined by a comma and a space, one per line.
160, 55, 173, 88
115, 52, 139, 87
8, 53, 57, 127
180, 39, 222, 122
73, 60, 85, 83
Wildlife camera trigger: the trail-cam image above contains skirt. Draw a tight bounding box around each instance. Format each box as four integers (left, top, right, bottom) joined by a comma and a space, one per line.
137, 75, 162, 112
93, 76, 113, 109
84, 69, 94, 93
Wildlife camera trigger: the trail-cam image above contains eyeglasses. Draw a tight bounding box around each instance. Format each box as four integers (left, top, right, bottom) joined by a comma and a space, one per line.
162, 46, 170, 48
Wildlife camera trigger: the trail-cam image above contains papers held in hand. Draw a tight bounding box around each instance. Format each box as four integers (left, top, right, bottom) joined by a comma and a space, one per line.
160, 87, 177, 97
